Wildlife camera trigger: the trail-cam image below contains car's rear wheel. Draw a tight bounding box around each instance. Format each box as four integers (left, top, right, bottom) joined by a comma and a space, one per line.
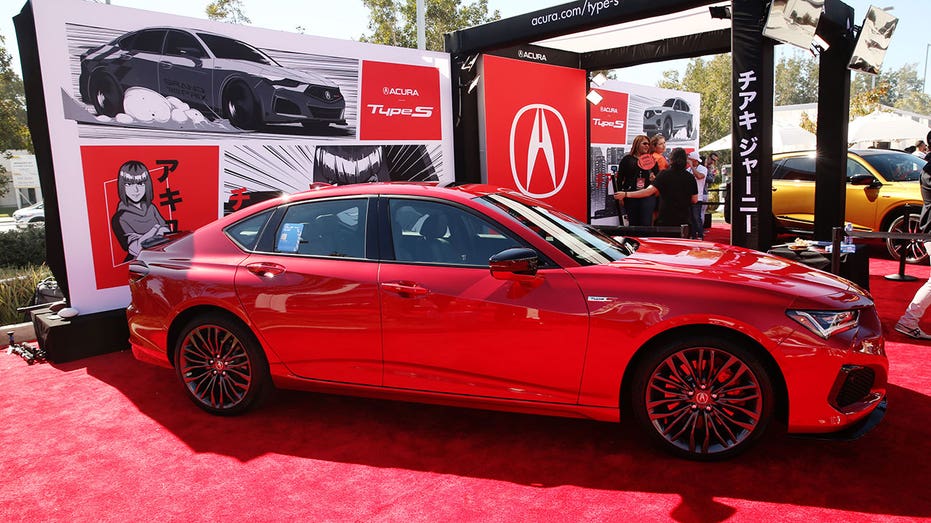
174, 313, 270, 415
89, 71, 124, 117
223, 81, 260, 130
631, 335, 773, 460
886, 213, 928, 264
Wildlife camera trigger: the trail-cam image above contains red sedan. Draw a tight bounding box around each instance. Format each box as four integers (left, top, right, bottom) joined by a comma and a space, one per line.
127, 183, 887, 460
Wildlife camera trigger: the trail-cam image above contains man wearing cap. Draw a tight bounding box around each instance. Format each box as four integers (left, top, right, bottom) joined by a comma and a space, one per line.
688, 151, 708, 239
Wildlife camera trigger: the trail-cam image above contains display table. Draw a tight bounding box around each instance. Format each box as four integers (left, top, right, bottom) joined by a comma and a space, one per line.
768, 242, 870, 291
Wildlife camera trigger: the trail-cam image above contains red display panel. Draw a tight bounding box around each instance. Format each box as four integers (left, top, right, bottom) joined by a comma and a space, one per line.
481, 56, 587, 220
589, 89, 629, 144
359, 60, 442, 141
80, 146, 220, 290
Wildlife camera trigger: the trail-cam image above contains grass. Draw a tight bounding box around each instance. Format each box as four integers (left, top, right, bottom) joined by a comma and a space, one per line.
0, 264, 53, 326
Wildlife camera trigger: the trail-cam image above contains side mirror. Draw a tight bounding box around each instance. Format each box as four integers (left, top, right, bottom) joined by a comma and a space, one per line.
849, 173, 880, 187
489, 248, 539, 281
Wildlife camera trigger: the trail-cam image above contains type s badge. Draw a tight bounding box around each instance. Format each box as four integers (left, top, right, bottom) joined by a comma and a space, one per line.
360, 61, 441, 140
589, 89, 628, 144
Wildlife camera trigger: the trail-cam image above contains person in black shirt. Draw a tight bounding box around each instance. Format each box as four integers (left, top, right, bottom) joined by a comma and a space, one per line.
615, 147, 698, 230
614, 134, 658, 225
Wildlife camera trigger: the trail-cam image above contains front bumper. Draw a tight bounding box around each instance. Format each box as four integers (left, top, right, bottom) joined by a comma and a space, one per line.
793, 397, 887, 441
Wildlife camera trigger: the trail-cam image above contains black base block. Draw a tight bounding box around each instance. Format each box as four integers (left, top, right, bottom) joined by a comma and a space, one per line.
31, 307, 129, 363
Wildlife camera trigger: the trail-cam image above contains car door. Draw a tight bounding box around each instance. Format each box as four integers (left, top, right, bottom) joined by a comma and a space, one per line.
378, 197, 590, 404
158, 30, 212, 107
234, 197, 383, 386
771, 155, 816, 229
844, 156, 881, 229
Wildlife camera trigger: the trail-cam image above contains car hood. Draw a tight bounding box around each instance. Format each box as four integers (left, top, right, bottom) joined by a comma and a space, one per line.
213, 59, 335, 86
609, 238, 870, 306
644, 106, 670, 113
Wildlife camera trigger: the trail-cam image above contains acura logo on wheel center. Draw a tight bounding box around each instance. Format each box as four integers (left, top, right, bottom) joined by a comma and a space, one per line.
509, 104, 570, 199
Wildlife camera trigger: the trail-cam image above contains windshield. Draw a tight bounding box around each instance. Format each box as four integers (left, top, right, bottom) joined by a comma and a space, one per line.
860, 151, 926, 182
476, 193, 636, 266
197, 33, 279, 65
663, 99, 676, 107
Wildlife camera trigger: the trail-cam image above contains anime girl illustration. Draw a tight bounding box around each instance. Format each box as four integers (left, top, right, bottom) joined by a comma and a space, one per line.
110, 160, 170, 262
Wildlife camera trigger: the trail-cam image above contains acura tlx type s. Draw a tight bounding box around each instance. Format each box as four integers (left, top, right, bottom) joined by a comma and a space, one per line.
127, 183, 887, 461
78, 27, 346, 130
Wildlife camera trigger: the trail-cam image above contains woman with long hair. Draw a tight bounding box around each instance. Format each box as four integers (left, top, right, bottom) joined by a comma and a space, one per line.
615, 147, 698, 230
615, 134, 659, 226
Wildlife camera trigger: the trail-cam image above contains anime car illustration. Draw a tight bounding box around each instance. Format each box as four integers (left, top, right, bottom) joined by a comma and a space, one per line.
78, 27, 347, 130
643, 97, 694, 139
127, 183, 887, 461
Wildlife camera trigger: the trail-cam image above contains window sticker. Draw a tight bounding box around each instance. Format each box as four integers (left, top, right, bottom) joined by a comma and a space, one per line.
277, 222, 304, 253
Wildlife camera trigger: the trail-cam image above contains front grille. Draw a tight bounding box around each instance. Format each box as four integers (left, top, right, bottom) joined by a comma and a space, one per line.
834, 366, 875, 408
306, 85, 343, 102
308, 107, 343, 120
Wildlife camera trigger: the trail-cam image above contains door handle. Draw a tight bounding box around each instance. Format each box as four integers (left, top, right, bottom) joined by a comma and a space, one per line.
381, 281, 429, 297
159, 62, 173, 69
246, 262, 286, 277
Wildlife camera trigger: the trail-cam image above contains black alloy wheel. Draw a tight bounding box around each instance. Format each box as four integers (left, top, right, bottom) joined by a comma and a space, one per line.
174, 313, 270, 415
224, 81, 260, 130
887, 214, 929, 264
632, 336, 773, 460
89, 72, 124, 117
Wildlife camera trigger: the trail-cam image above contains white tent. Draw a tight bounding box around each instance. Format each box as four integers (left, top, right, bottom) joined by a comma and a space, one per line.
847, 110, 930, 147
700, 122, 817, 153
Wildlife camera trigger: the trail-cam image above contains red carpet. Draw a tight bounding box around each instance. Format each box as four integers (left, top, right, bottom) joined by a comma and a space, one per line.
1, 220, 930, 522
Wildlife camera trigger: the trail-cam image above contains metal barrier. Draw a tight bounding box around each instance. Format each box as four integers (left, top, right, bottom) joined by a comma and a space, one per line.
831, 221, 929, 281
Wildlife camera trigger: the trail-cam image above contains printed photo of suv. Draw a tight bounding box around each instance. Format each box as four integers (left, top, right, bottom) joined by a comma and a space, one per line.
725, 149, 927, 263
643, 97, 694, 139
78, 27, 347, 131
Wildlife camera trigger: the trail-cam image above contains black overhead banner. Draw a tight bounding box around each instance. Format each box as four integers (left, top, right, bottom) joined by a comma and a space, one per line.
445, 0, 712, 55
730, 0, 774, 251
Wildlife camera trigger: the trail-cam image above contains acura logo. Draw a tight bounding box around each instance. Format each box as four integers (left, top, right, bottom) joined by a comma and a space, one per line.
509, 104, 570, 198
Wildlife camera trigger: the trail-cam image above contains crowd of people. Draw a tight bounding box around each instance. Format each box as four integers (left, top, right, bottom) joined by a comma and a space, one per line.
612, 133, 718, 239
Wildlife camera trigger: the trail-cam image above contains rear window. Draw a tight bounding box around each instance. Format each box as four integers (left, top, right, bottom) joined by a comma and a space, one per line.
225, 209, 273, 251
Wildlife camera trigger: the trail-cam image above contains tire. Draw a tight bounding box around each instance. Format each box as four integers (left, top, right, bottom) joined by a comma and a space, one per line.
223, 81, 260, 130
662, 118, 673, 140
886, 214, 928, 264
686, 119, 693, 139
174, 313, 270, 415
89, 72, 124, 117
631, 335, 774, 460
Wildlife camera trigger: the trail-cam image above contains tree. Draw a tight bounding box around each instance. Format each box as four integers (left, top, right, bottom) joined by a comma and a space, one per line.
774, 51, 818, 106
206, 0, 251, 24
0, 34, 31, 198
658, 53, 732, 149
360, 0, 500, 52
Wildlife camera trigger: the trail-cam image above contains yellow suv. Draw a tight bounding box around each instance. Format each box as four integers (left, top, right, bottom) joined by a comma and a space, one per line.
771, 149, 926, 262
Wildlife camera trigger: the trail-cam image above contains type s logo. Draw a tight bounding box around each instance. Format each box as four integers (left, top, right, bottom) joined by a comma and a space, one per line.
509, 104, 570, 199
360, 61, 441, 140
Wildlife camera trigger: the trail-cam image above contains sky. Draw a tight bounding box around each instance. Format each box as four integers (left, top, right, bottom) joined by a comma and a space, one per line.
1, 0, 928, 93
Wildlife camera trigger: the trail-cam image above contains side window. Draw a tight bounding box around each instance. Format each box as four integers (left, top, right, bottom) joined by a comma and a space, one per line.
117, 33, 137, 51
681, 101, 690, 112
779, 156, 816, 182
164, 31, 206, 58
274, 199, 367, 258
224, 209, 273, 251
388, 199, 521, 266
131, 30, 167, 53
846, 158, 872, 180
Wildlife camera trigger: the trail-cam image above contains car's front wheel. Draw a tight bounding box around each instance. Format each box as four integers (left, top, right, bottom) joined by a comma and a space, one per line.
174, 313, 270, 415
89, 71, 124, 117
886, 213, 928, 264
662, 118, 673, 140
631, 335, 774, 460
686, 119, 693, 139
223, 81, 260, 130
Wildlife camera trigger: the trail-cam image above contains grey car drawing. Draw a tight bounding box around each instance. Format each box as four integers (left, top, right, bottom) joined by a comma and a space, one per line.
643, 97, 694, 139
78, 27, 347, 131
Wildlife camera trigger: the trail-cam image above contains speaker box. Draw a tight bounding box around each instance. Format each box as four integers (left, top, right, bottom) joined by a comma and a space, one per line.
32, 307, 129, 363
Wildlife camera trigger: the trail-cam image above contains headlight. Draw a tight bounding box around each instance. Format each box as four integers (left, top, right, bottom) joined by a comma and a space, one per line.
786, 309, 860, 339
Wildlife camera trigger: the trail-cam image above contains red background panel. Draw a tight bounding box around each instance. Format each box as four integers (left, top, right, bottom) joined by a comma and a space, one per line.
481, 56, 588, 220
359, 60, 442, 141
590, 89, 629, 144
80, 145, 219, 290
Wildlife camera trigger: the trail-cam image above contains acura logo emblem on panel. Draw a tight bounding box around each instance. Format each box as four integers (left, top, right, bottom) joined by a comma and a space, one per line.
509, 104, 570, 198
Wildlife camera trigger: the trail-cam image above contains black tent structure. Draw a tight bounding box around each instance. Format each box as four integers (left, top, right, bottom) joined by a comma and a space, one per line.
445, 0, 859, 252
